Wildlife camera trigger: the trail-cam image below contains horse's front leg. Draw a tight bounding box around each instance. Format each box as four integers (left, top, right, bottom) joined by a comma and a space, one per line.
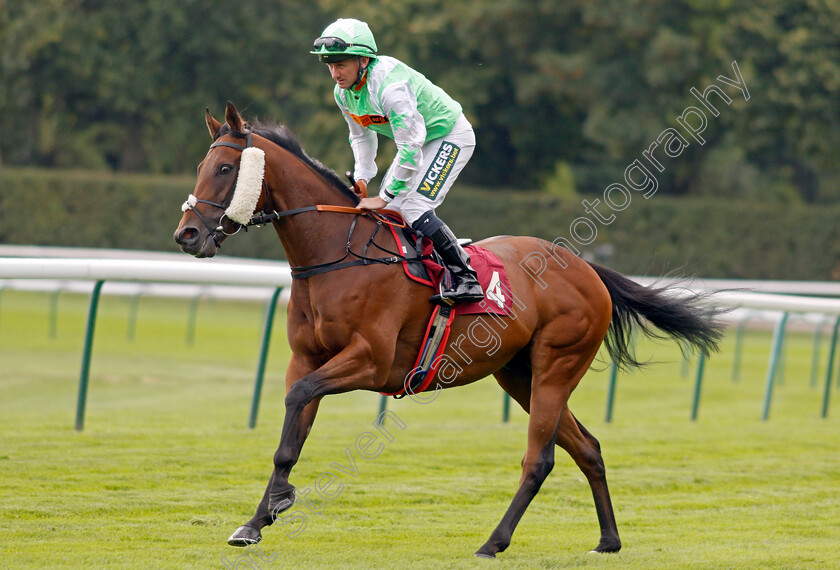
268, 340, 380, 508
228, 340, 381, 546
228, 356, 321, 546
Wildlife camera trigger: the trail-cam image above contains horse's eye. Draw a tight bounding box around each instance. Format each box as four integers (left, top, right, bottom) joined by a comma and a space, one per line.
219, 164, 233, 175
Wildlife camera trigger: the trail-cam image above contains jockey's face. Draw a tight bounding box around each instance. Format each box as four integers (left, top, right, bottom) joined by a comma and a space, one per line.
327, 57, 369, 90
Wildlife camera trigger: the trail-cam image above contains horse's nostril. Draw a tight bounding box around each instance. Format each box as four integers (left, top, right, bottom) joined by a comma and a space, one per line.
176, 227, 199, 245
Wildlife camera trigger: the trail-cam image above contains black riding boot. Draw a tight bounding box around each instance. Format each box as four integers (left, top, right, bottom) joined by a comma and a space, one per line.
412, 212, 485, 305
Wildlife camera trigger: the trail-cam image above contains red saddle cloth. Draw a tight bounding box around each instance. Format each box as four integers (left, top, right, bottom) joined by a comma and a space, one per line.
385, 221, 514, 317
378, 218, 515, 399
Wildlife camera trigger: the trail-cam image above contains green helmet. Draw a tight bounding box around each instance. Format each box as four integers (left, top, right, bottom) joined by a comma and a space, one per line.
311, 18, 378, 63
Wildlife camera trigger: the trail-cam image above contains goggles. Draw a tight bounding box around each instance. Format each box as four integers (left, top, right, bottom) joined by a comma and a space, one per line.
313, 36, 376, 54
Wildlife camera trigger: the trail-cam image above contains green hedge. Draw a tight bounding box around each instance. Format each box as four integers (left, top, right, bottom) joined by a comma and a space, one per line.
440, 189, 840, 280
2, 168, 840, 280
0, 168, 285, 260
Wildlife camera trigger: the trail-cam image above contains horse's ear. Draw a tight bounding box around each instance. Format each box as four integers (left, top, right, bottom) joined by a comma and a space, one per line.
205, 108, 222, 140
225, 101, 244, 132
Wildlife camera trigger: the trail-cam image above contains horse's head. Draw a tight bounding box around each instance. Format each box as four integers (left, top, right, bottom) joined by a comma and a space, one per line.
174, 101, 266, 257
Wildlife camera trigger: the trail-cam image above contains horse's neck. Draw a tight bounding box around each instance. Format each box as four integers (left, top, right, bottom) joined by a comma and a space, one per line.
267, 159, 359, 268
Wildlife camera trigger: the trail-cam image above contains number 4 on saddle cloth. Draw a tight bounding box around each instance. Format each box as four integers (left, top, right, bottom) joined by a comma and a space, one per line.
379, 212, 515, 398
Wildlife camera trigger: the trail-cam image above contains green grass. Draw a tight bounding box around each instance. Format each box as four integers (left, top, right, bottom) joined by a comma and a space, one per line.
1, 290, 838, 569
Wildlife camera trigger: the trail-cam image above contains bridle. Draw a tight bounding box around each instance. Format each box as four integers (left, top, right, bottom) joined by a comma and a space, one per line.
182, 129, 414, 277
182, 130, 262, 248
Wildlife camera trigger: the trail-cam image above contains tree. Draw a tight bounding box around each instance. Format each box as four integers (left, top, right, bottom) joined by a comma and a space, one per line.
2, 0, 837, 204
0, 0, 330, 172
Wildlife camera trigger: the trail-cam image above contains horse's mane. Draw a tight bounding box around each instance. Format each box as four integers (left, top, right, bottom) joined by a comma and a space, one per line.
219, 120, 360, 205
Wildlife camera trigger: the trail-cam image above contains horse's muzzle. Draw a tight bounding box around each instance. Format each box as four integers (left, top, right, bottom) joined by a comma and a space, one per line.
174, 225, 217, 258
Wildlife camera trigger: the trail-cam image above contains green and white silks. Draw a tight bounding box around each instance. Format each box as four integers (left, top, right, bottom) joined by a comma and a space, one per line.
333, 56, 463, 203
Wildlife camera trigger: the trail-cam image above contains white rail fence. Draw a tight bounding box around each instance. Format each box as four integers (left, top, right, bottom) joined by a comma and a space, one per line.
1, 254, 837, 428
1, 256, 292, 430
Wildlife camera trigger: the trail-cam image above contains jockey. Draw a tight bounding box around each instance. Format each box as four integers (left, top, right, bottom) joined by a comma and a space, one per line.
311, 18, 485, 305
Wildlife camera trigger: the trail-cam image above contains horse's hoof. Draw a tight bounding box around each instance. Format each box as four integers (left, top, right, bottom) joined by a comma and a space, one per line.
227, 525, 261, 547
475, 544, 498, 559
589, 539, 621, 553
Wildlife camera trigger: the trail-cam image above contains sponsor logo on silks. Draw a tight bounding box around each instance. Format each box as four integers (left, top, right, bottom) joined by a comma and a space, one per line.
347, 112, 389, 128
418, 142, 460, 200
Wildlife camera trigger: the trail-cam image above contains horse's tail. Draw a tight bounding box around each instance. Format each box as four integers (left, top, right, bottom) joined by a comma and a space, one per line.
588, 262, 727, 370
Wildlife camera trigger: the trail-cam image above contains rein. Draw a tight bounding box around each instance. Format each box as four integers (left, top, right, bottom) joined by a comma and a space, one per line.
248, 204, 403, 227
246, 203, 413, 280
285, 210, 414, 280
184, 130, 415, 278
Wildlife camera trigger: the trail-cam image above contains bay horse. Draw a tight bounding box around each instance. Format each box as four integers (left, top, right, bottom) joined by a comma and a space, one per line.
174, 102, 724, 558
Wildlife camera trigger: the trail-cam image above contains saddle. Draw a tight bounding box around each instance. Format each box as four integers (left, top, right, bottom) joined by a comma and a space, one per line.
377, 211, 510, 316
376, 211, 514, 398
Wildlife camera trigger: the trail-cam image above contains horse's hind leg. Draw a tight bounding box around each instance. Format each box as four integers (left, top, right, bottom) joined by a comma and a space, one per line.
555, 410, 621, 552
487, 341, 618, 556
477, 344, 592, 559
493, 371, 622, 553
493, 358, 532, 413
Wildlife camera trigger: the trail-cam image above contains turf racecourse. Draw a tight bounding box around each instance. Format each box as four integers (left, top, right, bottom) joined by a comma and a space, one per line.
1, 290, 838, 569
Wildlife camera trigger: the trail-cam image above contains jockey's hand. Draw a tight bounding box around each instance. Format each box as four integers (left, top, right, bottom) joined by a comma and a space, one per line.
358, 196, 387, 211
350, 179, 367, 199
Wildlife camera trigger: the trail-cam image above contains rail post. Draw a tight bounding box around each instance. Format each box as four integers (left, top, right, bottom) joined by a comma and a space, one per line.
126, 290, 143, 342
761, 311, 789, 421
605, 360, 618, 423
821, 315, 840, 419
49, 287, 63, 339
810, 317, 828, 389
691, 352, 706, 421
680, 354, 691, 379
377, 395, 388, 424
75, 280, 104, 431
731, 316, 748, 382
248, 287, 283, 429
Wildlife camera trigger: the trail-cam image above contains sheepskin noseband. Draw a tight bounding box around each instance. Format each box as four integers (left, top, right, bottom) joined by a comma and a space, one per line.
225, 146, 266, 224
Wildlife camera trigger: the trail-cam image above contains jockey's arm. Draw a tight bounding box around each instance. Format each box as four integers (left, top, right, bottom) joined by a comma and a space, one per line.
378, 81, 427, 203
343, 112, 378, 185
